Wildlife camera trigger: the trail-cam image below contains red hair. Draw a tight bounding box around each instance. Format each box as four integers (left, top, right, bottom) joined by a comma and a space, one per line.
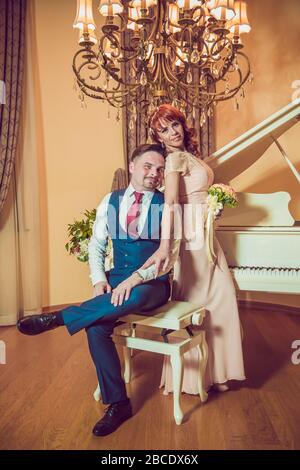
149, 104, 199, 156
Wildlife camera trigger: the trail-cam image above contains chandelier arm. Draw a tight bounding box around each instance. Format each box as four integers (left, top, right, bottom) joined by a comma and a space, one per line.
190, 4, 203, 21
73, 47, 98, 67
101, 64, 124, 85
161, 55, 183, 86
172, 47, 186, 66
152, 53, 161, 83
200, 39, 210, 62
119, 44, 139, 53
167, 35, 187, 65
168, 19, 184, 30
211, 36, 231, 58
73, 49, 105, 86
99, 32, 121, 58
230, 67, 251, 97
167, 34, 179, 48
74, 55, 102, 81
218, 50, 251, 88
215, 69, 250, 103
234, 50, 252, 73
180, 26, 188, 51
76, 82, 131, 104
149, 0, 164, 42
116, 7, 131, 34
74, 66, 141, 96
86, 63, 102, 81
117, 49, 140, 63
213, 44, 235, 81
110, 79, 123, 92
103, 92, 128, 107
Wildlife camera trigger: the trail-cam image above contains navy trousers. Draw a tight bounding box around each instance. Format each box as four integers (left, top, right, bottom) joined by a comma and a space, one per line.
61, 274, 170, 404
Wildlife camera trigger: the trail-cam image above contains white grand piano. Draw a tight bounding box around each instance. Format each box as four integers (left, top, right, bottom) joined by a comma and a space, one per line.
206, 98, 300, 294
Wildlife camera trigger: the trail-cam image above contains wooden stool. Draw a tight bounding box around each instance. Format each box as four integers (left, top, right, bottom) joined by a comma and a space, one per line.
93, 301, 208, 425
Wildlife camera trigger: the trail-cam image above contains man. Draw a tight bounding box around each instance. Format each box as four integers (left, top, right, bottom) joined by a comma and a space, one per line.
17, 143, 170, 437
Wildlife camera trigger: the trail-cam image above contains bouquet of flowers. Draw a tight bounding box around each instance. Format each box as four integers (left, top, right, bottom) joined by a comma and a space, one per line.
65, 209, 113, 269
207, 183, 238, 217
65, 209, 96, 262
205, 184, 238, 263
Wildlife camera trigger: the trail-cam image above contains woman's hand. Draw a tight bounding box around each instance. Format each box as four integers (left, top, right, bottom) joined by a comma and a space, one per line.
215, 208, 223, 220
140, 248, 171, 278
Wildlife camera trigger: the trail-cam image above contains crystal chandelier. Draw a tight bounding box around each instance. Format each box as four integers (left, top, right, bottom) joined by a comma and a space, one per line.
72, 0, 252, 120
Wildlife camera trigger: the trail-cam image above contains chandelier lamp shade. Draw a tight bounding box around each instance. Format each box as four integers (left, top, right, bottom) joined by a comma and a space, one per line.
72, 0, 252, 119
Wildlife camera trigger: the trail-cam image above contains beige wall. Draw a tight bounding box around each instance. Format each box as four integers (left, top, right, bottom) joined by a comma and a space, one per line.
30, 0, 299, 309
32, 0, 124, 307
215, 0, 300, 308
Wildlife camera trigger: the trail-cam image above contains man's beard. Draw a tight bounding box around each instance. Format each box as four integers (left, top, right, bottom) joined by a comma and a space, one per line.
144, 177, 158, 188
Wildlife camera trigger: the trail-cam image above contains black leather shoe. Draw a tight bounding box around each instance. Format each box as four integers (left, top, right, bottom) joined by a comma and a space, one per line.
92, 401, 132, 437
17, 313, 61, 336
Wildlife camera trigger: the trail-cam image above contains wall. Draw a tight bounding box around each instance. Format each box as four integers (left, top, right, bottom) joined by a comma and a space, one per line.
215, 0, 300, 308
29, 0, 300, 309
32, 0, 124, 307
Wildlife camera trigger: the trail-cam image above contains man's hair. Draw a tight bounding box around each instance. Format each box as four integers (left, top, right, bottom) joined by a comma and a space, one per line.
130, 143, 166, 162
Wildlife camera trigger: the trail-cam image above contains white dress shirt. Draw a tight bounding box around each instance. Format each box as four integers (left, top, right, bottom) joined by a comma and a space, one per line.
88, 183, 157, 286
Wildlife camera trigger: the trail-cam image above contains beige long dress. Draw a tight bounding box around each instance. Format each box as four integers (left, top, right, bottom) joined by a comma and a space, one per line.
160, 151, 246, 394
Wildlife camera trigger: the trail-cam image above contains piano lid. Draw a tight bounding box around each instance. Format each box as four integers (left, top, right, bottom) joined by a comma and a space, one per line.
206, 98, 300, 182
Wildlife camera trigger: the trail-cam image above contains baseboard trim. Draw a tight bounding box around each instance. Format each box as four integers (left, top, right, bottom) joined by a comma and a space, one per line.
43, 300, 300, 316
238, 300, 300, 315
42, 303, 80, 313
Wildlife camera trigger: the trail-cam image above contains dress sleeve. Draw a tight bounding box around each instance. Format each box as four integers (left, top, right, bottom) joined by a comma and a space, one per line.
164, 151, 189, 177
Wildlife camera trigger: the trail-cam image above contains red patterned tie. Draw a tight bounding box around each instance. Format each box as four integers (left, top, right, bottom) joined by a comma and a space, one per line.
126, 191, 144, 237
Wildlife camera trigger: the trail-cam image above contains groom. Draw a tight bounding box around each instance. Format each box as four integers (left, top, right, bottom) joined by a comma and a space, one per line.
17, 143, 170, 436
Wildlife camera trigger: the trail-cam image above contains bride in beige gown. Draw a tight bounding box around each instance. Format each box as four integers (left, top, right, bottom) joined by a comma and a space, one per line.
142, 104, 245, 394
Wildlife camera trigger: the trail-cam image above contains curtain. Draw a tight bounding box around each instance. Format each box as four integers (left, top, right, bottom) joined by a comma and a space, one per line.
111, 168, 128, 191
0, 0, 43, 325
0, 0, 26, 213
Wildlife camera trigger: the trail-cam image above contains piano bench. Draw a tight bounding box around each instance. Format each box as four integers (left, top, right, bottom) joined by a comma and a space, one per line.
93, 301, 208, 425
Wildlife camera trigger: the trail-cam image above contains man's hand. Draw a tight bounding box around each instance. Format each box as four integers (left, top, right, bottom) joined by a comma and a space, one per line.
93, 281, 112, 298
111, 273, 143, 307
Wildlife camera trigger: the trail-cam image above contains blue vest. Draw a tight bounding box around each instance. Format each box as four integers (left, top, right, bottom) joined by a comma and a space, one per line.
107, 189, 168, 281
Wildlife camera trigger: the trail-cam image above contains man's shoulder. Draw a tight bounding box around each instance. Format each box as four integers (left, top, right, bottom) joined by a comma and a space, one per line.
108, 188, 127, 200
111, 188, 127, 196
105, 189, 127, 208
153, 189, 165, 201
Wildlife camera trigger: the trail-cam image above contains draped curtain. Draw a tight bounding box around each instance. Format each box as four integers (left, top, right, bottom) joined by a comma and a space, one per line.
0, 0, 26, 213
0, 0, 43, 325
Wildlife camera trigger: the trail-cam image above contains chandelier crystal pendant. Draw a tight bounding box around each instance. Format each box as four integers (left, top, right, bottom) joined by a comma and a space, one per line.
72, 0, 252, 119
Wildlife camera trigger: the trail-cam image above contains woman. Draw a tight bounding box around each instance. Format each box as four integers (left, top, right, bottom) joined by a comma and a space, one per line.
142, 104, 245, 394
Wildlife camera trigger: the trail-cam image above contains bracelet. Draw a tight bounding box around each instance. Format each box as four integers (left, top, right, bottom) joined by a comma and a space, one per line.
133, 271, 144, 281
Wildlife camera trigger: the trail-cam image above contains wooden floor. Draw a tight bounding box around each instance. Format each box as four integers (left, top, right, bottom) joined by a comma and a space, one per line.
0, 306, 300, 450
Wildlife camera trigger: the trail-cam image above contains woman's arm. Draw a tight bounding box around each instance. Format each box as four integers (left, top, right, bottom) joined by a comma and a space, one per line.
160, 171, 180, 251
140, 171, 181, 277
